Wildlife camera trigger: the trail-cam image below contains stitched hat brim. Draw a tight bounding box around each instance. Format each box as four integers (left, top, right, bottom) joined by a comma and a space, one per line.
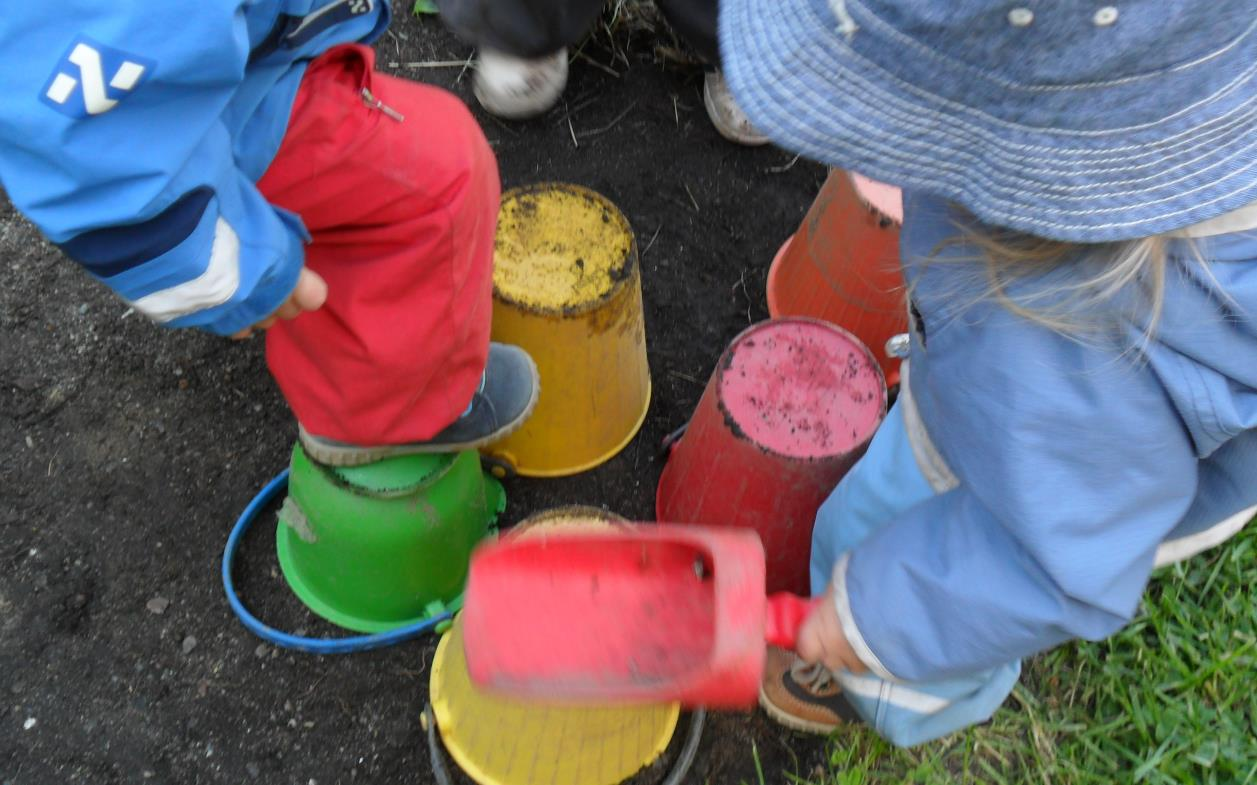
720, 0, 1257, 242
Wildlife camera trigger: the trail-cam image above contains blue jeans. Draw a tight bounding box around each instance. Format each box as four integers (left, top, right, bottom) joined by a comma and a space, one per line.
810, 403, 1021, 747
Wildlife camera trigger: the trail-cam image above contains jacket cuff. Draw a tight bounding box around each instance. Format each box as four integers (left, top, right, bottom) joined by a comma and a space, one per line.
832, 552, 900, 681
167, 206, 306, 335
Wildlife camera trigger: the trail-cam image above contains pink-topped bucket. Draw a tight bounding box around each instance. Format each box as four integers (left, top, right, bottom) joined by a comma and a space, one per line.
656, 318, 887, 595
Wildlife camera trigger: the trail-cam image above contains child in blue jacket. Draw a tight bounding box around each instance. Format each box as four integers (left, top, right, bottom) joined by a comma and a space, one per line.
0, 1, 539, 466
718, 0, 1257, 745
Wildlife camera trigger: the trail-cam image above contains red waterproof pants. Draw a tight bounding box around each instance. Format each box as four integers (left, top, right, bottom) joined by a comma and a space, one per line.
258, 45, 498, 445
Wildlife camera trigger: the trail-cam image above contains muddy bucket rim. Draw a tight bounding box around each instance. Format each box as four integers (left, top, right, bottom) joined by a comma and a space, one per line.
493, 182, 639, 318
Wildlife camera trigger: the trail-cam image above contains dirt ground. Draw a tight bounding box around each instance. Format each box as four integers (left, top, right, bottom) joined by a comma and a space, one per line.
0, 4, 832, 784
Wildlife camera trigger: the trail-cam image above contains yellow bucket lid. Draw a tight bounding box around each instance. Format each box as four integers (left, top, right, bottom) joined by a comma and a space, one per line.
430, 508, 680, 785
494, 184, 636, 316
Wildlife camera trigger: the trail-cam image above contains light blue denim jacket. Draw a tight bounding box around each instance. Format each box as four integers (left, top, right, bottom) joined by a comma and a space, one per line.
842, 191, 1257, 682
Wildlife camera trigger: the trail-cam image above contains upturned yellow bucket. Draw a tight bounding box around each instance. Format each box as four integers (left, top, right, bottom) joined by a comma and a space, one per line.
429, 506, 679, 785
485, 184, 650, 477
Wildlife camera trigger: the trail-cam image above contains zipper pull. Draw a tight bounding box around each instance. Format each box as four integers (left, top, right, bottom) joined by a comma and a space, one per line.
361, 87, 405, 122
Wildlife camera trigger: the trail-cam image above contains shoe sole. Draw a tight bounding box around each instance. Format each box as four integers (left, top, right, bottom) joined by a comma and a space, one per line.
757, 681, 842, 736
472, 81, 555, 120
298, 354, 541, 467
703, 82, 771, 147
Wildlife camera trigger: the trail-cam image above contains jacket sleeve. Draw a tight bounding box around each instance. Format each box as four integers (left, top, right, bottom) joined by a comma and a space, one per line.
0, 4, 307, 336
834, 290, 1200, 682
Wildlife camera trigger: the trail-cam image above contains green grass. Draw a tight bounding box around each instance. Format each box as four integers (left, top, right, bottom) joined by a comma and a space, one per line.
794, 521, 1257, 784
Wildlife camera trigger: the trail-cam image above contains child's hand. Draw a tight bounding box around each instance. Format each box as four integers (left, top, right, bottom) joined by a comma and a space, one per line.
796, 586, 867, 674
232, 267, 327, 339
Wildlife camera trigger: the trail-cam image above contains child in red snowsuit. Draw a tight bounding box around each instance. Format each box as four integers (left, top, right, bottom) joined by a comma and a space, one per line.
0, 4, 538, 466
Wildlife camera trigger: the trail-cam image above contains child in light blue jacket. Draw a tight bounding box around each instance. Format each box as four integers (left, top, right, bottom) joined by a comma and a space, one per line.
0, 1, 540, 462
718, 0, 1257, 745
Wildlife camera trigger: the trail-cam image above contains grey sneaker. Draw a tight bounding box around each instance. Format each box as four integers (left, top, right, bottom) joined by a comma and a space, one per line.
703, 70, 770, 147
298, 343, 540, 466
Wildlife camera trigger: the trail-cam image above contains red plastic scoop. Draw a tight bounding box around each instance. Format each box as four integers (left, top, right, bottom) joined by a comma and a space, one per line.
460, 524, 818, 708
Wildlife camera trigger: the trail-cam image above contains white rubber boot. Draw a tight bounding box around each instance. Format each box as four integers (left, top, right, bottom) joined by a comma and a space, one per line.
703, 70, 769, 146
473, 47, 568, 120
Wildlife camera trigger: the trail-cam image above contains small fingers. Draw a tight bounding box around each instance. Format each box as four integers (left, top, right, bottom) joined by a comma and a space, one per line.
796, 593, 859, 672
273, 299, 300, 321
292, 268, 328, 313
228, 267, 326, 340
796, 616, 830, 664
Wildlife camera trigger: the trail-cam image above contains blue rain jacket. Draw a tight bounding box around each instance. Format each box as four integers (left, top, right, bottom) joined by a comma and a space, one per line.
0, 1, 389, 336
843, 192, 1257, 682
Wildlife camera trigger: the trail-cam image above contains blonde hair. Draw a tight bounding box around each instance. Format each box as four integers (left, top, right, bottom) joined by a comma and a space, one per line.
928, 208, 1190, 342
969, 230, 1170, 338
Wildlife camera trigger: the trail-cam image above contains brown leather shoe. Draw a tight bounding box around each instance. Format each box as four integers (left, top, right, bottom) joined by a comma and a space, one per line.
759, 646, 861, 734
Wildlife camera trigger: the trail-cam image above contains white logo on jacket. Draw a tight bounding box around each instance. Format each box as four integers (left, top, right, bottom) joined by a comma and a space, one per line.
42, 38, 152, 118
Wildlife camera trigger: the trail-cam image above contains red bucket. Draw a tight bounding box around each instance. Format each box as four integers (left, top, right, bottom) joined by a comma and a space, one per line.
656, 318, 887, 595
766, 170, 907, 388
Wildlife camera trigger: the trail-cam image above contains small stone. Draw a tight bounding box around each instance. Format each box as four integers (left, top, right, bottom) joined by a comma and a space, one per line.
178, 379, 189, 390
79, 304, 89, 315
253, 403, 263, 413
142, 771, 155, 779
254, 643, 269, 658
181, 635, 197, 654
23, 717, 36, 730
24, 436, 33, 449
246, 763, 260, 779
146, 597, 170, 615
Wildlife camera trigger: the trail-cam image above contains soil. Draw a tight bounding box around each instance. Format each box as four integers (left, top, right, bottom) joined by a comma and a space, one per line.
0, 4, 830, 783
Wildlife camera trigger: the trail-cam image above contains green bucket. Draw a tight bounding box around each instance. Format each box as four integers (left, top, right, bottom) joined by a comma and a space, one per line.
276, 444, 505, 633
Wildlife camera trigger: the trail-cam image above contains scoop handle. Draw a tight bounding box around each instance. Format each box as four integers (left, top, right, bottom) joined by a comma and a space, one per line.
764, 593, 822, 651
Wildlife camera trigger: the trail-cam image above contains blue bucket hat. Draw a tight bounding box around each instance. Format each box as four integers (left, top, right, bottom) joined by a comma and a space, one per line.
719, 0, 1257, 242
